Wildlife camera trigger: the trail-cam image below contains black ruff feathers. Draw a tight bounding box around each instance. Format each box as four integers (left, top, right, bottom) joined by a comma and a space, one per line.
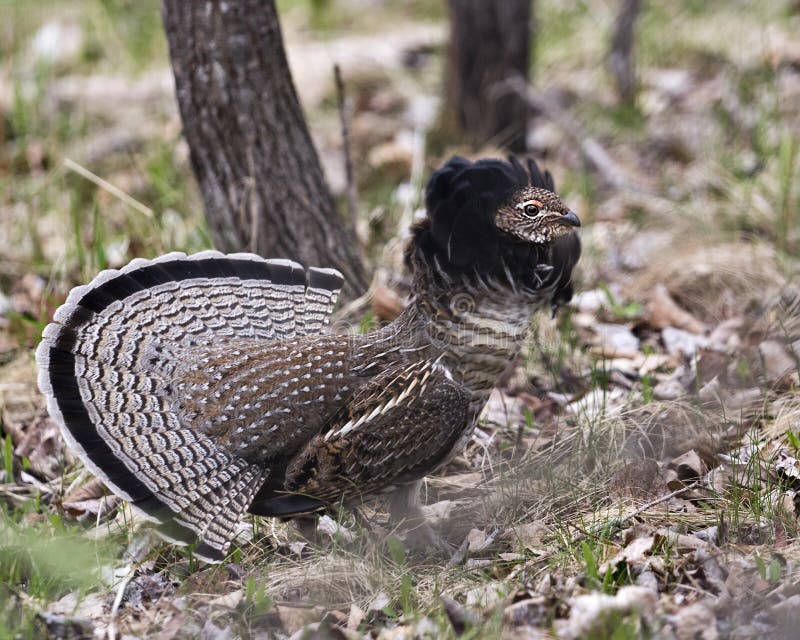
409, 156, 580, 302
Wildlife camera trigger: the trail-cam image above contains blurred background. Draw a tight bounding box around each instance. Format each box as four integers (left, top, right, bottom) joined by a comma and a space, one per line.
1, 0, 797, 318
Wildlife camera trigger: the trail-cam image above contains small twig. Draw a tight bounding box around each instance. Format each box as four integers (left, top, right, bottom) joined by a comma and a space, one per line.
441, 595, 481, 635
106, 531, 158, 640
107, 564, 136, 640
63, 158, 153, 218
572, 481, 701, 547
334, 64, 359, 226
520, 481, 702, 585
601, 481, 698, 534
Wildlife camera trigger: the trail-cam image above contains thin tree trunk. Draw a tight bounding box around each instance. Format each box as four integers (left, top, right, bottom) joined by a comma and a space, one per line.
609, 0, 642, 106
162, 0, 368, 300
446, 0, 532, 153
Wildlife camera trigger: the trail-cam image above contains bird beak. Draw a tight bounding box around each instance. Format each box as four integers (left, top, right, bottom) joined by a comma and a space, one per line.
559, 210, 581, 227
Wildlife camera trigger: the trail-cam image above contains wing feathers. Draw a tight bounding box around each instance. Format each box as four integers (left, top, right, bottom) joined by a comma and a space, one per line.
284, 360, 471, 504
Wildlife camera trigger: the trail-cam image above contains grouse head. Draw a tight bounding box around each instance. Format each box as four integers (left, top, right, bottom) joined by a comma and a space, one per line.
494, 186, 580, 245
407, 156, 581, 295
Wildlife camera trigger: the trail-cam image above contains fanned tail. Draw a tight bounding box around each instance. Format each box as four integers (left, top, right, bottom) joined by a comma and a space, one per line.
36, 250, 343, 561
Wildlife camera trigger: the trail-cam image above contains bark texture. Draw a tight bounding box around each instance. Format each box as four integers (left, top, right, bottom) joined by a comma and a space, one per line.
609, 0, 642, 105
446, 0, 532, 153
162, 0, 368, 299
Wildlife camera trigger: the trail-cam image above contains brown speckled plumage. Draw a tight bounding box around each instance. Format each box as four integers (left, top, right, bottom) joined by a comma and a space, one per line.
37, 156, 580, 561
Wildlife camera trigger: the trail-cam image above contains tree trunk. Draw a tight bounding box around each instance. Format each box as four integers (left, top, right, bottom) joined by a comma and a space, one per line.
446, 0, 532, 153
609, 0, 642, 106
162, 0, 368, 300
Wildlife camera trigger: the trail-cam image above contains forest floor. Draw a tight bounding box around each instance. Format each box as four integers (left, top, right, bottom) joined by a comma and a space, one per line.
1, 1, 800, 638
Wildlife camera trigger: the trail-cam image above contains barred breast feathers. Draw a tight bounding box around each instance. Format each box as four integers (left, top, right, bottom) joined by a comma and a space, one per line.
36, 250, 344, 562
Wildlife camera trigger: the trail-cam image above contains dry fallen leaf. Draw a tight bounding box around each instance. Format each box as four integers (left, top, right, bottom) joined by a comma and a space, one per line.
0, 326, 19, 356
653, 378, 687, 400
367, 138, 413, 177
368, 592, 391, 612
207, 589, 243, 611
156, 613, 186, 640
277, 605, 318, 634
200, 619, 232, 640
316, 514, 356, 543
347, 603, 365, 631
465, 528, 488, 552
666, 601, 718, 640
668, 449, 706, 483
775, 448, 800, 486
480, 389, 525, 428
662, 326, 708, 359
7, 413, 62, 481
768, 594, 800, 630
464, 581, 508, 609
62, 476, 107, 503
600, 536, 656, 576
505, 521, 548, 552
693, 547, 728, 595
591, 323, 640, 356
635, 569, 660, 592
647, 284, 706, 334
46, 591, 108, 627
10, 273, 46, 318
36, 613, 94, 640
556, 586, 656, 639
503, 596, 550, 628
758, 340, 798, 387
62, 496, 119, 521
656, 529, 707, 553
707, 317, 744, 350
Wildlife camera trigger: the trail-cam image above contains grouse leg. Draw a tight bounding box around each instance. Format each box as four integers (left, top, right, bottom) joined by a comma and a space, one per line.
292, 514, 322, 545
388, 480, 455, 555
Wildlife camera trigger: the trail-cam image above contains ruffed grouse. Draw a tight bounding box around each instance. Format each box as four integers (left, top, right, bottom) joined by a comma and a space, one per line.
37, 156, 580, 562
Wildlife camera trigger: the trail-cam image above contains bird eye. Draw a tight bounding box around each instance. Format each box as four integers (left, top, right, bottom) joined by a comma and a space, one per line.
523, 203, 540, 217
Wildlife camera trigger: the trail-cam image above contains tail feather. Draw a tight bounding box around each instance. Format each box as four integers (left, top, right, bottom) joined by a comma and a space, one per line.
303, 267, 347, 334
37, 251, 344, 561
184, 464, 265, 558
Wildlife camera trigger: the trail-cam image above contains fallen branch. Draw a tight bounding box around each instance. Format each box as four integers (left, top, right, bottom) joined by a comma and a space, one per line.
578, 481, 700, 542
497, 78, 647, 192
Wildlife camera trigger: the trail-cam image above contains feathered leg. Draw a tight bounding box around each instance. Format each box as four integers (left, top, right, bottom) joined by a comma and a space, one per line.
388, 480, 455, 554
